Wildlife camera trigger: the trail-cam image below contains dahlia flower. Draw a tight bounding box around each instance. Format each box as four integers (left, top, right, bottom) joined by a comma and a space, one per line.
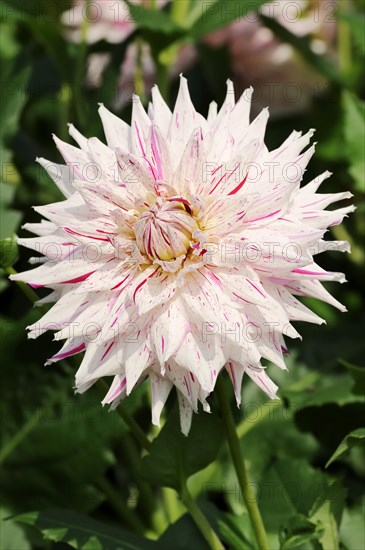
11, 77, 353, 434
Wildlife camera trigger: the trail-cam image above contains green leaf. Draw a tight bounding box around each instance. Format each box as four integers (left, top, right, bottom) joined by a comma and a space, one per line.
0, 389, 130, 512
266, 464, 346, 550
309, 480, 347, 550
2, 4, 73, 83
158, 513, 209, 549
279, 514, 323, 550
2, 0, 48, 16
0, 508, 30, 550
326, 428, 365, 467
340, 359, 365, 396
141, 405, 223, 490
0, 235, 18, 268
0, 211, 22, 240
190, 0, 267, 39
342, 12, 365, 53
258, 459, 327, 532
13, 509, 155, 549
342, 91, 365, 192
25, 19, 73, 84
0, 312, 139, 512
0, 65, 30, 143
158, 505, 256, 550
216, 512, 256, 550
340, 499, 365, 549
125, 1, 181, 34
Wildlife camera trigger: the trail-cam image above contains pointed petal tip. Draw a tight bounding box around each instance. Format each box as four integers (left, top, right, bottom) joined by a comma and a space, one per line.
178, 73, 188, 87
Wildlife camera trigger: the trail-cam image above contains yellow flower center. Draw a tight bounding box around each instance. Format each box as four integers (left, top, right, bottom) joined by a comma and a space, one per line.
134, 197, 198, 261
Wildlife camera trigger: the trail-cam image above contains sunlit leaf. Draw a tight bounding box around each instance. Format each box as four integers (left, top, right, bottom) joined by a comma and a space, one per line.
326, 428, 365, 467
340, 499, 365, 549
0, 508, 30, 550
309, 480, 346, 550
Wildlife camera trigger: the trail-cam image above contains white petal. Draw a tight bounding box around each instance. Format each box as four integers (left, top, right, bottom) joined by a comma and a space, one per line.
36, 157, 74, 197
177, 392, 193, 436
68, 123, 89, 151
245, 366, 279, 399
151, 85, 172, 137
102, 374, 127, 406
98, 103, 130, 150
149, 298, 190, 364
150, 373, 173, 426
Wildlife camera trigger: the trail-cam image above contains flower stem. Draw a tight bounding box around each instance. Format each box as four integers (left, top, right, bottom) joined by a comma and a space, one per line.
96, 380, 151, 451
134, 37, 146, 104
120, 433, 163, 531
0, 408, 41, 465
156, 62, 169, 102
338, 0, 352, 77
170, 0, 190, 25
180, 477, 224, 550
216, 377, 269, 550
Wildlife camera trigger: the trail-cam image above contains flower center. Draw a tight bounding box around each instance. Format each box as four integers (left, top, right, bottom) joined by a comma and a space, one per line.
134, 197, 198, 261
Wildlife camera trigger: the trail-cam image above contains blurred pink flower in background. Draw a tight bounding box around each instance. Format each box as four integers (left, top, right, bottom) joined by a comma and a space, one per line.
205, 0, 338, 116
61, 0, 338, 115
62, 0, 136, 44
61, 0, 194, 107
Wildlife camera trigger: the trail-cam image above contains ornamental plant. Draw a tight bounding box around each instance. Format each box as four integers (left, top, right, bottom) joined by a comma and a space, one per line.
10, 76, 353, 549
2, 1, 364, 549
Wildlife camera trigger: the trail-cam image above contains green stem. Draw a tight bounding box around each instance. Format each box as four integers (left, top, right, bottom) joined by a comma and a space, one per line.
134, 37, 146, 104
5, 266, 39, 304
59, 84, 71, 141
97, 380, 151, 451
96, 477, 146, 534
338, 0, 352, 77
184, 2, 203, 28
0, 408, 41, 464
121, 433, 162, 530
170, 0, 190, 24
216, 377, 269, 550
180, 478, 224, 550
156, 62, 169, 101
162, 487, 184, 524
